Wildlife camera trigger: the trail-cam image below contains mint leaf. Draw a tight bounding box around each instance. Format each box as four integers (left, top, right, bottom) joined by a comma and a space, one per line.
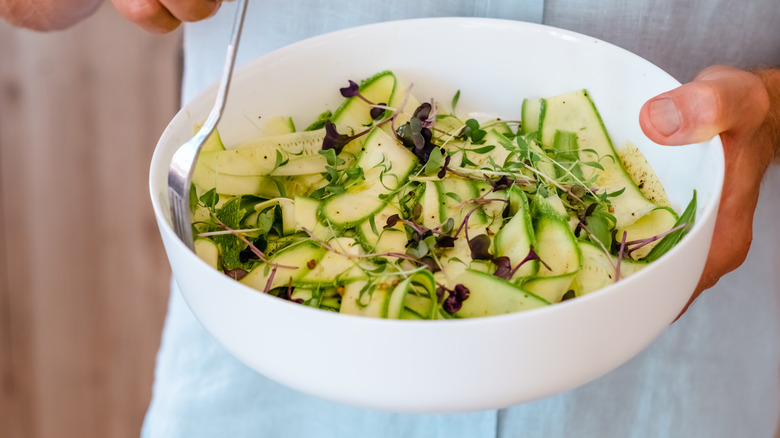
213, 197, 252, 271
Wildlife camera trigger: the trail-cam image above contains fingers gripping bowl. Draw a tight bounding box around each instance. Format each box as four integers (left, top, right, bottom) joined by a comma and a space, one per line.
149, 18, 723, 412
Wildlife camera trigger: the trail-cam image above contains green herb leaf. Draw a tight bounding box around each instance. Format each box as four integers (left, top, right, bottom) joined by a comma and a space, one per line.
451, 90, 461, 112
643, 191, 697, 262
275, 150, 289, 169
586, 206, 615, 249
199, 188, 219, 210
304, 110, 332, 131
582, 161, 605, 171
444, 191, 461, 202
368, 215, 379, 236
318, 148, 344, 167
271, 178, 287, 198
469, 145, 496, 154
606, 187, 626, 198
256, 207, 275, 235
463, 119, 487, 144
421, 146, 446, 176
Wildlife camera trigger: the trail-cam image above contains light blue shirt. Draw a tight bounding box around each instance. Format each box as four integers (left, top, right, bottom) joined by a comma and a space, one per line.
142, 1, 780, 436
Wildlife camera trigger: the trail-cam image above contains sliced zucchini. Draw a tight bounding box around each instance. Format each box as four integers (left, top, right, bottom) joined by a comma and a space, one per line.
521, 98, 542, 134
494, 190, 537, 280
331, 70, 397, 155
385, 270, 437, 320
194, 238, 219, 269
572, 241, 647, 296
453, 269, 549, 318
319, 127, 417, 229
339, 280, 388, 318
521, 273, 575, 304
533, 213, 581, 277
240, 241, 326, 292
539, 89, 677, 233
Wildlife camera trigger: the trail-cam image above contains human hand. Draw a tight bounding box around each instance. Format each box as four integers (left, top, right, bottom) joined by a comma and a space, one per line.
639, 65, 778, 315
110, 0, 224, 33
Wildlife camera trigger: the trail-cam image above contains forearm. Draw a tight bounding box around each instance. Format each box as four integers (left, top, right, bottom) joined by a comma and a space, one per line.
753, 68, 780, 163
0, 0, 104, 31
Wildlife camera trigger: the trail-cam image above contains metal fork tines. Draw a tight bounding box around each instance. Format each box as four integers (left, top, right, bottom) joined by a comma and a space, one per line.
167, 0, 248, 250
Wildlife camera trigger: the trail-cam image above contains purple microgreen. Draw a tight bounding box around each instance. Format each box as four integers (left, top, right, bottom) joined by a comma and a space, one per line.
625, 223, 688, 258
414, 102, 436, 129
643, 191, 697, 262
263, 265, 278, 294
384, 214, 401, 229
615, 230, 628, 282
436, 284, 447, 300
370, 104, 386, 120
322, 120, 352, 153
487, 175, 513, 191
492, 246, 547, 280
339, 80, 361, 98
437, 155, 451, 179
468, 234, 492, 260
396, 103, 438, 164
584, 202, 598, 217
239, 244, 262, 263
284, 278, 304, 304
339, 81, 393, 121
442, 283, 470, 314
419, 256, 440, 273
492, 256, 513, 280
324, 86, 412, 153
224, 269, 248, 281
437, 157, 474, 179
516, 246, 550, 274
435, 235, 456, 248
453, 197, 510, 240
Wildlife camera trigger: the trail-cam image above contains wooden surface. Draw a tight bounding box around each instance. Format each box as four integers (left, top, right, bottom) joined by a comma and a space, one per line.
0, 4, 180, 437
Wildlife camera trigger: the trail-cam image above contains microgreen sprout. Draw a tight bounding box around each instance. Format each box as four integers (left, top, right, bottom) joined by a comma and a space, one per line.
439, 283, 470, 314
623, 223, 688, 258
339, 79, 389, 120
492, 245, 550, 281
396, 102, 439, 164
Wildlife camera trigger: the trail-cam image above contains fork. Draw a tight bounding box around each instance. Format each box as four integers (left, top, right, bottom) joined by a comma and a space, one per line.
168, 0, 248, 250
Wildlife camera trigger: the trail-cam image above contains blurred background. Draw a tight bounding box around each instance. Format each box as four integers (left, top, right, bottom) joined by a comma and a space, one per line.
1, 3, 180, 437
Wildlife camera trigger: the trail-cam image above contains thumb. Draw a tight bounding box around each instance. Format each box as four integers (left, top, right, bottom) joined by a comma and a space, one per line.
639, 65, 768, 146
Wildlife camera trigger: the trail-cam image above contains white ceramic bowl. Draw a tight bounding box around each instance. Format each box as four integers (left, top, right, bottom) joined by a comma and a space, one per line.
150, 18, 723, 412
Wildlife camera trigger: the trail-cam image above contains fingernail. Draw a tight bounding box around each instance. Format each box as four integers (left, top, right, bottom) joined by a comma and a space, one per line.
648, 98, 681, 136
